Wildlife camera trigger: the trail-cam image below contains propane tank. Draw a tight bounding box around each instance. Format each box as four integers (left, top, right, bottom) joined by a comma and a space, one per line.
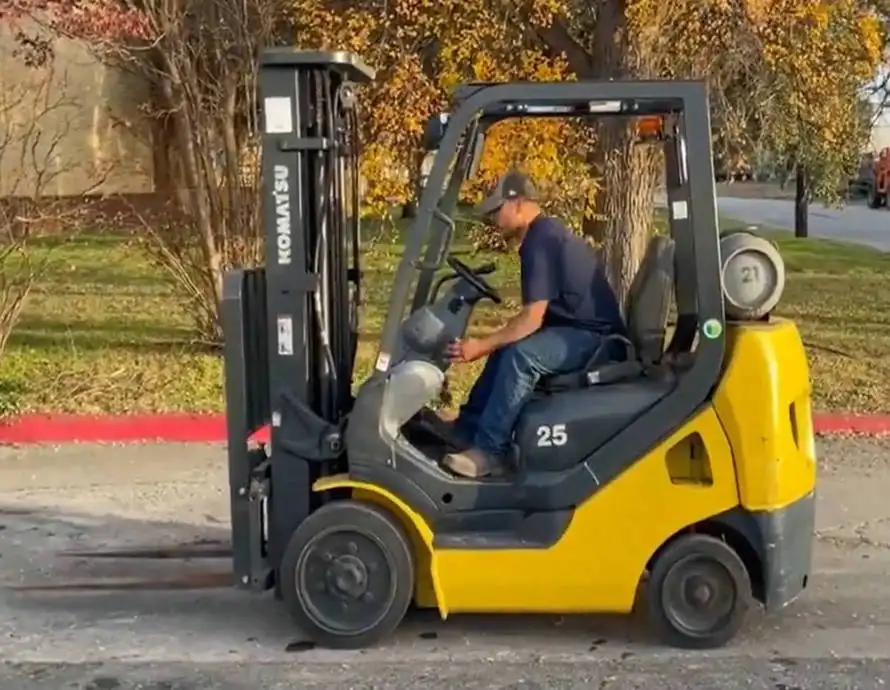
719, 229, 786, 321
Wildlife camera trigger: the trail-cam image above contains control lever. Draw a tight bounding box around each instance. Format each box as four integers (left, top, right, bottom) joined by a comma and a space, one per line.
474, 262, 496, 275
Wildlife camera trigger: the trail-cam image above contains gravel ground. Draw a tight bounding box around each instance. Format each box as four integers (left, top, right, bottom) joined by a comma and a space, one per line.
1, 437, 889, 689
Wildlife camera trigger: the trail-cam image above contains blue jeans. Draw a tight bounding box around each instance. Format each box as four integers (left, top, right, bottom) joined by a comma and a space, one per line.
453, 327, 605, 457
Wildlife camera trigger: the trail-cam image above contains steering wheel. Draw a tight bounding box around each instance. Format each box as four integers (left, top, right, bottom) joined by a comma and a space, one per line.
447, 256, 502, 304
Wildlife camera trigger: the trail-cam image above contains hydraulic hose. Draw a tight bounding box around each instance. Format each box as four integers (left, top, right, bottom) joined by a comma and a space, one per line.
311, 70, 338, 404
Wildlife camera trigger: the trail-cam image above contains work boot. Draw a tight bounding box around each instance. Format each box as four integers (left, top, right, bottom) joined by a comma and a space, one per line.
442, 447, 506, 478
418, 409, 471, 450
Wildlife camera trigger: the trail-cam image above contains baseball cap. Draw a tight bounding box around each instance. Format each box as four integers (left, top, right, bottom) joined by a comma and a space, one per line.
475, 170, 539, 216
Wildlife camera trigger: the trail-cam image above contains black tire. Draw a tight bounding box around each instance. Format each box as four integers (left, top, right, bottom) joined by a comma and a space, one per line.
646, 533, 752, 650
279, 500, 415, 649
867, 185, 885, 209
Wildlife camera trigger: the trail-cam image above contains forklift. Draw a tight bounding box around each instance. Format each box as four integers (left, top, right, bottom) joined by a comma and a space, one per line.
221, 47, 817, 650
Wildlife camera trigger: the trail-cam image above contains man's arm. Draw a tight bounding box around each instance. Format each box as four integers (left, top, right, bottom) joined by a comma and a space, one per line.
448, 232, 558, 363
475, 300, 548, 356
476, 233, 558, 356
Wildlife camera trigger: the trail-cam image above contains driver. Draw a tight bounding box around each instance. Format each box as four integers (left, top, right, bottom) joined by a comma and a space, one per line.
439, 170, 627, 478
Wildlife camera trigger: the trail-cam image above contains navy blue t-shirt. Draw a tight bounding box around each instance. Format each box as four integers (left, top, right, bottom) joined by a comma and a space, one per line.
519, 215, 626, 336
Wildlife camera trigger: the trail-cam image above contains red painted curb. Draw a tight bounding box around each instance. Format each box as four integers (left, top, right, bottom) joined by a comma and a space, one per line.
0, 414, 230, 445
809, 413, 890, 436
0, 412, 888, 444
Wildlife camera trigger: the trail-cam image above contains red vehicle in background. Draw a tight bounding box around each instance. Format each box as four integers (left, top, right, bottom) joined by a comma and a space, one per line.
866, 147, 890, 208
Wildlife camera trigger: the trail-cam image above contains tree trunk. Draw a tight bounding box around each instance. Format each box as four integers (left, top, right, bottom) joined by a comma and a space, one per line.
779, 153, 795, 190
401, 200, 417, 219
533, 1, 659, 302
585, 123, 660, 306
580, 0, 658, 304
401, 148, 428, 219
794, 165, 810, 238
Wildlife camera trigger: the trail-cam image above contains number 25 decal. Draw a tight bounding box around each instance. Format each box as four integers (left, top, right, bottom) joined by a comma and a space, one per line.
536, 424, 567, 447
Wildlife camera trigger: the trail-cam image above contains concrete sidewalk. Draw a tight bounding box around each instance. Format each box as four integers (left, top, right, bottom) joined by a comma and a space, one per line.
1, 438, 889, 689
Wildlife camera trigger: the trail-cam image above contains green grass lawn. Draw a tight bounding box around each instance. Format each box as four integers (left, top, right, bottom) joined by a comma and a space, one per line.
1, 219, 889, 415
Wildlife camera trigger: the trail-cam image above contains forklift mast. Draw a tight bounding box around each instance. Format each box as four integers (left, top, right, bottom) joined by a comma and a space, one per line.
221, 49, 375, 591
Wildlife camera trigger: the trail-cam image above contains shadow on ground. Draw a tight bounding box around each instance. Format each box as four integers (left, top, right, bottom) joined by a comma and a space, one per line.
0, 503, 701, 661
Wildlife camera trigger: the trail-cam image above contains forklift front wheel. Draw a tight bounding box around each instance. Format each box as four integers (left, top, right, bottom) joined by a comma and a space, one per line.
279, 500, 415, 649
646, 533, 752, 650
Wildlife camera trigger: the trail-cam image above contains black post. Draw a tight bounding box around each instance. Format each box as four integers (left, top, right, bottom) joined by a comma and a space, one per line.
795, 165, 810, 239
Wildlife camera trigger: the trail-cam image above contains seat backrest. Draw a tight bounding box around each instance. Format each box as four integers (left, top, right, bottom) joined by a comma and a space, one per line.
624, 234, 676, 366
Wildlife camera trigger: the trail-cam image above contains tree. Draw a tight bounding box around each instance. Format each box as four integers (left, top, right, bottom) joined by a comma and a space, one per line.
749, 0, 883, 237
298, 0, 883, 297
9, 0, 290, 345
15, 0, 883, 319
538, 0, 665, 295
864, 0, 890, 119
12, 0, 595, 334
291, 0, 596, 234
564, 0, 883, 260
291, 0, 665, 290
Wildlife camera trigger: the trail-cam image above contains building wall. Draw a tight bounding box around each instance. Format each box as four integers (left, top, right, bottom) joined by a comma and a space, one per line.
0, 21, 155, 198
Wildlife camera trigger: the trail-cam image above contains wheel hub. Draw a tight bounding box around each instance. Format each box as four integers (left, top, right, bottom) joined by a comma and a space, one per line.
686, 577, 714, 607
327, 554, 369, 600
297, 529, 395, 635
662, 557, 736, 636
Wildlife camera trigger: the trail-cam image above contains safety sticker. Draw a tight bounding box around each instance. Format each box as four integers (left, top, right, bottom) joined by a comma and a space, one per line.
671, 200, 688, 220
264, 97, 293, 134
277, 316, 294, 356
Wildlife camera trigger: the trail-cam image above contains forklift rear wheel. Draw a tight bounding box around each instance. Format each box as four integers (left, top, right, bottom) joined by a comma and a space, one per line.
279, 500, 415, 649
646, 533, 752, 650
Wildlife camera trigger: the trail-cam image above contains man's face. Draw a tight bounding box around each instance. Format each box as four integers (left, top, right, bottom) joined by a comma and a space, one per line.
489, 199, 524, 238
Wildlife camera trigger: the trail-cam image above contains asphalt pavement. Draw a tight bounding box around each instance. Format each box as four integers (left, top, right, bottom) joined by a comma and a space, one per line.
653, 186, 890, 251
1, 438, 889, 689
715, 196, 890, 251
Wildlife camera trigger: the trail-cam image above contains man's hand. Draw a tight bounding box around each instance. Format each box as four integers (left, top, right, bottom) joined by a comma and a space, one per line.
447, 301, 548, 363
447, 337, 488, 363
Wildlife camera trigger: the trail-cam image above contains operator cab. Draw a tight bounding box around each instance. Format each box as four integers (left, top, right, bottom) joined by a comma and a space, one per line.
397, 229, 678, 473
343, 81, 725, 492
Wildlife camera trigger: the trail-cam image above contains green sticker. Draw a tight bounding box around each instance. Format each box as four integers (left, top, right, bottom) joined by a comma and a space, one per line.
702, 318, 723, 339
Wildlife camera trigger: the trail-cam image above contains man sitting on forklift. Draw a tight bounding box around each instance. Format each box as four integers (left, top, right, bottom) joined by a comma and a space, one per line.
440, 170, 628, 478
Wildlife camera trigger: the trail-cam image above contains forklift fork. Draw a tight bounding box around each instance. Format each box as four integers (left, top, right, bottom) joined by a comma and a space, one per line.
7, 541, 234, 592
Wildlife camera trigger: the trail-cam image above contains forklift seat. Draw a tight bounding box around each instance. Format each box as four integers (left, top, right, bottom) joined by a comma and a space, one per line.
535, 234, 676, 393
